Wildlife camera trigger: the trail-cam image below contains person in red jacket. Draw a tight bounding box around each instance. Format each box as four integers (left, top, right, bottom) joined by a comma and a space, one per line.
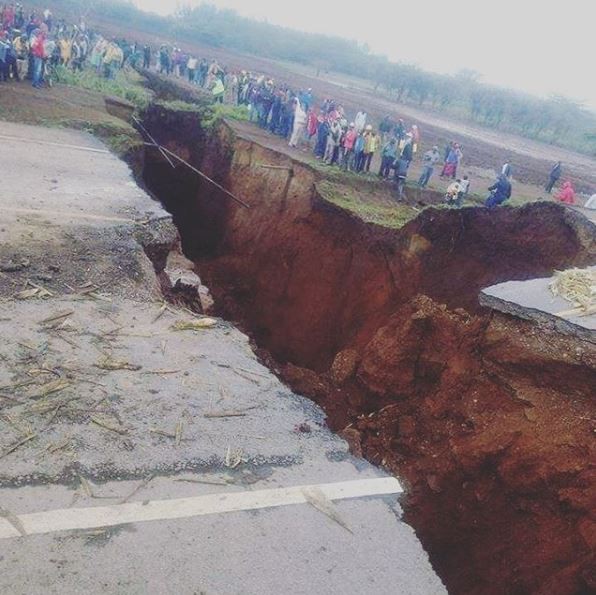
556, 180, 575, 205
341, 123, 358, 171
30, 26, 47, 88
306, 108, 318, 148
2, 4, 15, 29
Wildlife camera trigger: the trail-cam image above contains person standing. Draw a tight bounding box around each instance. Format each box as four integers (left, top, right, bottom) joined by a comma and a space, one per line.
379, 116, 393, 144
289, 98, 307, 148
362, 126, 379, 173
395, 155, 410, 200
410, 124, 421, 154
324, 119, 342, 164
42, 7, 52, 31
394, 119, 406, 143
341, 123, 358, 171
2, 3, 15, 29
299, 88, 313, 111
378, 138, 398, 179
354, 110, 367, 134
158, 45, 169, 74
353, 130, 365, 172
545, 161, 562, 194
211, 76, 225, 104
58, 34, 72, 66
187, 56, 198, 83
142, 45, 151, 69
306, 108, 319, 148
15, 3, 24, 29
314, 115, 329, 158
30, 26, 47, 88
103, 41, 123, 79
441, 143, 461, 179
400, 134, 414, 166
198, 58, 208, 87
71, 35, 87, 72
418, 146, 441, 188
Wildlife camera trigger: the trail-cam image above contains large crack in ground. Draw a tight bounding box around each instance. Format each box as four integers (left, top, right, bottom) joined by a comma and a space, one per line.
140, 105, 596, 595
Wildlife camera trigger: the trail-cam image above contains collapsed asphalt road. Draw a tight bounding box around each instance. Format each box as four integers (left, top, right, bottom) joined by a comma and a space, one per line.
0, 121, 445, 594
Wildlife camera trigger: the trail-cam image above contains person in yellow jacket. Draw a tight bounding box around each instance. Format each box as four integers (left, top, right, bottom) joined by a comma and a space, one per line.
58, 36, 72, 66
362, 125, 380, 173
211, 77, 225, 104
103, 41, 123, 79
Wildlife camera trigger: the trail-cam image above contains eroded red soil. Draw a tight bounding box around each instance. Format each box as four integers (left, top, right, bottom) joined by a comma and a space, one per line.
142, 112, 596, 594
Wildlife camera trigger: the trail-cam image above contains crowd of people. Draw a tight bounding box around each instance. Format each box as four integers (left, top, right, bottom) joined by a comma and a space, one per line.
147, 50, 585, 208
149, 53, 463, 200
1, 3, 590, 208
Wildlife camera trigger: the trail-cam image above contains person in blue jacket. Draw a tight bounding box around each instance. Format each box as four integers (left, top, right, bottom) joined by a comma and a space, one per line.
314, 115, 329, 158
485, 174, 512, 207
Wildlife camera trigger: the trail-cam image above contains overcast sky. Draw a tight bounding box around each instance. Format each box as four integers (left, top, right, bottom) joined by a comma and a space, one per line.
135, 0, 595, 109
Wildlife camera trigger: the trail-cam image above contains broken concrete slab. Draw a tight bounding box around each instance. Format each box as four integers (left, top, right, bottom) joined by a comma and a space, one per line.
0, 120, 176, 302
479, 267, 596, 343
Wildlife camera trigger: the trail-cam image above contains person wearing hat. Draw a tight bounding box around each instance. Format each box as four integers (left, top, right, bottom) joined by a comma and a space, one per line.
418, 146, 441, 188
362, 125, 379, 173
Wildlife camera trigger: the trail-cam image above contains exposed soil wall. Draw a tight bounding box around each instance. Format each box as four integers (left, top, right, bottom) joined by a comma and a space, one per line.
142, 114, 596, 594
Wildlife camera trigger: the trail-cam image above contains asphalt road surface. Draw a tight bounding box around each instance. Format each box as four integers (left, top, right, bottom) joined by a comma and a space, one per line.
0, 121, 445, 594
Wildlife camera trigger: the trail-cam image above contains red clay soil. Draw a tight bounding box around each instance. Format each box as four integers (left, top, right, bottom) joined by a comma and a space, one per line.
142, 112, 596, 594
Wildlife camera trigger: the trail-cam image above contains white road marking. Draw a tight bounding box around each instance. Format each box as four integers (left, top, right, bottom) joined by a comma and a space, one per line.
0, 134, 110, 154
0, 477, 402, 540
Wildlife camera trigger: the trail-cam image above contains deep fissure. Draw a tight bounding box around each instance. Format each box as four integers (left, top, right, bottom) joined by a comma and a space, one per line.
138, 105, 595, 595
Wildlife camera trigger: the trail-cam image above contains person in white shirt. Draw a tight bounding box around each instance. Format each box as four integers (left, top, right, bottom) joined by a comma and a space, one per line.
187, 56, 198, 83
354, 110, 367, 133
445, 180, 462, 206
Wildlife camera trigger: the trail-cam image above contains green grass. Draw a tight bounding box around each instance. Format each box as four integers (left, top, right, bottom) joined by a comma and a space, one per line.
317, 180, 419, 229
154, 99, 206, 113
52, 65, 152, 109
203, 103, 250, 129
